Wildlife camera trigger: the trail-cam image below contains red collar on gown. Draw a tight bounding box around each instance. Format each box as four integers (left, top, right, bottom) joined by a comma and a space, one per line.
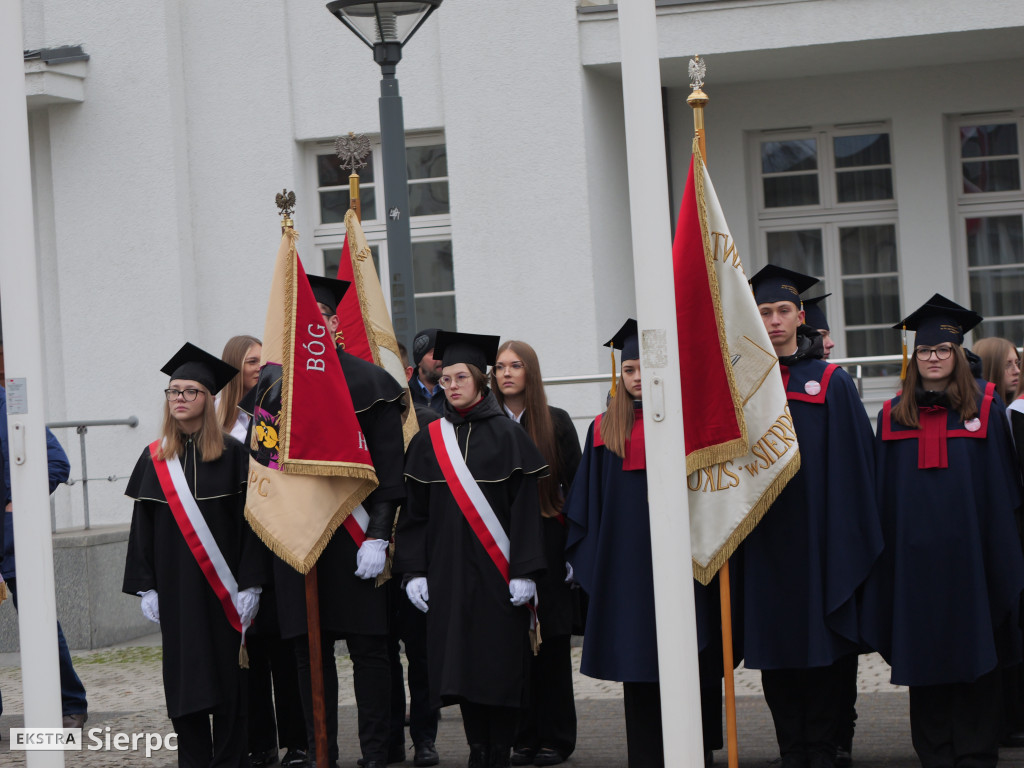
594, 406, 646, 471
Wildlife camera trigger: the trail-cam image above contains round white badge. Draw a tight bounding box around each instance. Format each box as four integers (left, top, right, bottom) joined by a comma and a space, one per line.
804, 380, 821, 396
965, 418, 981, 432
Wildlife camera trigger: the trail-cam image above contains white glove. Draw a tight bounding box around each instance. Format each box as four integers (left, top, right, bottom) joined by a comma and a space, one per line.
139, 590, 160, 624
354, 538, 389, 580
406, 577, 429, 613
236, 587, 262, 625
509, 578, 536, 607
564, 561, 574, 584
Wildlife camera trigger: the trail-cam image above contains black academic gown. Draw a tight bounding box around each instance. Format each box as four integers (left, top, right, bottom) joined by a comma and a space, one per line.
741, 341, 883, 671
861, 383, 1024, 686
397, 390, 547, 709
122, 435, 266, 719
273, 349, 407, 639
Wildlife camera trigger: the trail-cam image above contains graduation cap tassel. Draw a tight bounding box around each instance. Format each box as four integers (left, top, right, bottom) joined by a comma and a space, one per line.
899, 323, 908, 381
610, 343, 618, 399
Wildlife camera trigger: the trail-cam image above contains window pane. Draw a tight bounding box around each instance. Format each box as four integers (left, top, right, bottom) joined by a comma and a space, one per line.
320, 188, 376, 225
834, 134, 891, 168
840, 224, 898, 274
761, 139, 817, 173
960, 124, 1018, 158
966, 215, 1024, 267
408, 181, 450, 217
970, 268, 1024, 318
765, 229, 824, 276
975, 318, 1024, 346
962, 160, 1021, 193
842, 276, 901, 326
836, 169, 893, 202
763, 175, 819, 208
412, 241, 454, 293
323, 245, 380, 280
415, 295, 456, 332
406, 145, 447, 180
846, 328, 902, 364
318, 153, 374, 186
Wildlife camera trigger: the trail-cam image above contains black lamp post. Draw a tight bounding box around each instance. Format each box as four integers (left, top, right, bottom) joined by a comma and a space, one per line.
326, 0, 443, 356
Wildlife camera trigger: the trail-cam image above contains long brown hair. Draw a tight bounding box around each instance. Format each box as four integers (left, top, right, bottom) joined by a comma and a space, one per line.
158, 384, 225, 462
491, 340, 564, 517
217, 335, 261, 431
599, 369, 636, 460
891, 344, 980, 428
973, 336, 1017, 403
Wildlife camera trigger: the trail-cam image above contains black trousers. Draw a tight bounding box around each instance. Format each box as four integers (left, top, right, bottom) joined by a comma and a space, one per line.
295, 633, 390, 764
909, 668, 1001, 768
623, 681, 664, 768
514, 633, 577, 758
388, 581, 438, 749
761, 663, 845, 768
460, 701, 518, 749
247, 634, 307, 754
171, 672, 248, 768
833, 653, 859, 752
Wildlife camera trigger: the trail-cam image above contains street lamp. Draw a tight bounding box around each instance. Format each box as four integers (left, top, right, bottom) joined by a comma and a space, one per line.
326, 0, 443, 356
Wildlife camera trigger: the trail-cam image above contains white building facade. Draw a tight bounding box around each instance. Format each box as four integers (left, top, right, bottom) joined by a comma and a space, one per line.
16, 0, 1024, 529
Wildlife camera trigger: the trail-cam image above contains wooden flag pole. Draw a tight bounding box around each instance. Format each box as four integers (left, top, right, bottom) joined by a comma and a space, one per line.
688, 61, 739, 768
305, 568, 330, 768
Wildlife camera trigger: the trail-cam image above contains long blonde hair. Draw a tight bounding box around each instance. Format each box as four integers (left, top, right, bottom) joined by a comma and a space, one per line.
158, 385, 225, 462
891, 344, 980, 429
973, 336, 1017, 404
217, 335, 261, 431
599, 373, 636, 459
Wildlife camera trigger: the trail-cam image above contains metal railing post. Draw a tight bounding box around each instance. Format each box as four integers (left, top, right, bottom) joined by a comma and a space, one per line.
77, 425, 90, 529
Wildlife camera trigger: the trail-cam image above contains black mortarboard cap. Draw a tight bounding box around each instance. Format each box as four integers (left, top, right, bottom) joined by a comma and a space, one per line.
307, 274, 350, 313
750, 265, 819, 306
604, 319, 640, 360
894, 293, 982, 346
412, 328, 440, 365
434, 331, 500, 371
161, 342, 239, 395
802, 293, 831, 332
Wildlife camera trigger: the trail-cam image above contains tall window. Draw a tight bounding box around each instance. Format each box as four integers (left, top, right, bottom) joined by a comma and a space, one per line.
311, 134, 456, 332
754, 124, 900, 368
954, 114, 1024, 342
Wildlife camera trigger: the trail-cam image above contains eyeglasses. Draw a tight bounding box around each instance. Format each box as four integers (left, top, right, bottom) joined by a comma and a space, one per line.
914, 345, 954, 361
439, 373, 472, 390
493, 362, 524, 373
165, 388, 204, 402
1007, 359, 1022, 372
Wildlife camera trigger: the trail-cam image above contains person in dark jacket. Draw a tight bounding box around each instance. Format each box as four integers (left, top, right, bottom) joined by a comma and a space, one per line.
491, 339, 581, 767
408, 328, 446, 415
397, 331, 547, 768
0, 386, 85, 729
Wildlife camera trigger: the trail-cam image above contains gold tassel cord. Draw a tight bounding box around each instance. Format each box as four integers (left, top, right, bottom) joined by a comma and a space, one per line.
899, 323, 909, 381
609, 344, 617, 399
238, 641, 249, 669
529, 620, 543, 656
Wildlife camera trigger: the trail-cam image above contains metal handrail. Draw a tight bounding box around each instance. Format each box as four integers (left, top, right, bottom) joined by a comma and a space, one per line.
46, 416, 139, 531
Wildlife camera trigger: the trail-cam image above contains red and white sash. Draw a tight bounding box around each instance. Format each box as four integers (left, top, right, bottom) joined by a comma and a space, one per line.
428, 420, 538, 628
148, 440, 248, 636
342, 504, 370, 547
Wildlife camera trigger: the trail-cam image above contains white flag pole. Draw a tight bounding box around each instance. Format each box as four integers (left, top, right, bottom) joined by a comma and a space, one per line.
0, 2, 66, 766
617, 2, 704, 766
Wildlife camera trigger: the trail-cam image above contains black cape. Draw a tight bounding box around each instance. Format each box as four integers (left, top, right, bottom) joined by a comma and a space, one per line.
122, 436, 266, 718
861, 383, 1024, 685
741, 356, 883, 670
396, 390, 548, 708
272, 349, 407, 639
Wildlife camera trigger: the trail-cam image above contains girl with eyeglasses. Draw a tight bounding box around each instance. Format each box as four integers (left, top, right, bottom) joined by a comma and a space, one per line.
490, 340, 582, 767
861, 296, 1024, 768
396, 331, 547, 768
123, 343, 268, 768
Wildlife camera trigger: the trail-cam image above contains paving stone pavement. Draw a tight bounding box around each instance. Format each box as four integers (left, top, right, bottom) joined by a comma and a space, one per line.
2, 639, 1024, 766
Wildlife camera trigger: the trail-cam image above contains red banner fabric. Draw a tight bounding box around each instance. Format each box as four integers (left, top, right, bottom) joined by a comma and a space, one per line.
335, 236, 374, 363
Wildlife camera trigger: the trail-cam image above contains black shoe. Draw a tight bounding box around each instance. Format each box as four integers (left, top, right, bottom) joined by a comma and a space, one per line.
281, 749, 309, 768
533, 748, 564, 766
510, 748, 535, 766
363, 762, 386, 768
250, 748, 280, 767
835, 747, 852, 767
413, 741, 439, 767
1002, 732, 1024, 748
